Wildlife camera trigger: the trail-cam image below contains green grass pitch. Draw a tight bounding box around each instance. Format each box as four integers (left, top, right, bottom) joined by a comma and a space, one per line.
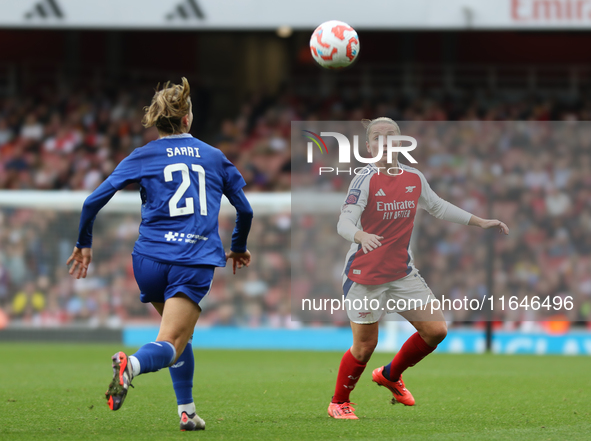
1, 343, 590, 440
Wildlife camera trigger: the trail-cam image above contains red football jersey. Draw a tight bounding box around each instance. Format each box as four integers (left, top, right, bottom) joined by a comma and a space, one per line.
341, 163, 446, 285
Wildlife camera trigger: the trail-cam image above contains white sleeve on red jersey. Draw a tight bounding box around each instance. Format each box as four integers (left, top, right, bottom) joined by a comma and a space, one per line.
415, 168, 472, 225
337, 168, 374, 242
337, 204, 363, 242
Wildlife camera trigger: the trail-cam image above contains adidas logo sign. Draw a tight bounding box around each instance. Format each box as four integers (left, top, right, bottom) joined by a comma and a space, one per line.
375, 189, 386, 197
24, 0, 64, 19
166, 0, 205, 20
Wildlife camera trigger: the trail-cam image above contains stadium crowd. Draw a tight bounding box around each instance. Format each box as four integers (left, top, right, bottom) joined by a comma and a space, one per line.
0, 87, 292, 192
1, 86, 591, 328
294, 123, 591, 328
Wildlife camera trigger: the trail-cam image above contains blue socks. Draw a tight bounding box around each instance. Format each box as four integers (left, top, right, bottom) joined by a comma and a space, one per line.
169, 337, 195, 405
131, 341, 176, 375
128, 338, 195, 413
383, 363, 392, 380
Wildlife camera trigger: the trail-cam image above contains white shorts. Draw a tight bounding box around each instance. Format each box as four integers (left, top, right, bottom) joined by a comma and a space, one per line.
343, 268, 436, 324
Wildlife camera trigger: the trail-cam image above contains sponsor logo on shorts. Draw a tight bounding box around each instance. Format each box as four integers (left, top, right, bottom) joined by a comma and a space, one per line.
353, 269, 361, 274
358, 312, 372, 318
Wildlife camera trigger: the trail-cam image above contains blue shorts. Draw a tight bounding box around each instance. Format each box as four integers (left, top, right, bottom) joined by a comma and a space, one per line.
132, 253, 215, 305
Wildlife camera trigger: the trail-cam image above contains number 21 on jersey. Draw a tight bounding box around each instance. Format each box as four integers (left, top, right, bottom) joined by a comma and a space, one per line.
163, 163, 207, 217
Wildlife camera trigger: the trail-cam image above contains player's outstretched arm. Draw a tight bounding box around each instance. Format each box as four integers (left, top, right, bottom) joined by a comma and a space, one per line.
68, 180, 120, 279
224, 188, 253, 275
468, 216, 510, 235
66, 247, 93, 279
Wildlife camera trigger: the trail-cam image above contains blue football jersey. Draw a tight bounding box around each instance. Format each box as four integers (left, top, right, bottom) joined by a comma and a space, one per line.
105, 133, 246, 267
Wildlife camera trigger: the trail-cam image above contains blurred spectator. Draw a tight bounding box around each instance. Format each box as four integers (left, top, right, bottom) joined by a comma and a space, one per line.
2, 85, 591, 329
11, 279, 46, 321
0, 118, 13, 145
545, 185, 571, 217
20, 115, 44, 141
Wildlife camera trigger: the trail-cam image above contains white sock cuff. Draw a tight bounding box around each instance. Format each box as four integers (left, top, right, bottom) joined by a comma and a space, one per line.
178, 402, 196, 417
163, 341, 177, 366
129, 355, 141, 377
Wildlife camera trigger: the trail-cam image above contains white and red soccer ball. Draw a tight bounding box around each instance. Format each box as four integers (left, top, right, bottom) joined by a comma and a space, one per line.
310, 20, 359, 69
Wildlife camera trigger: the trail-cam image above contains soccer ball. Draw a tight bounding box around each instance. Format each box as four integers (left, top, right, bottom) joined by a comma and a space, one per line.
309, 20, 359, 69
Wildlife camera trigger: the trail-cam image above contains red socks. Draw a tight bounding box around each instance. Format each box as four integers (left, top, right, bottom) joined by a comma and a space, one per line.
332, 333, 436, 402
385, 332, 436, 381
332, 349, 367, 403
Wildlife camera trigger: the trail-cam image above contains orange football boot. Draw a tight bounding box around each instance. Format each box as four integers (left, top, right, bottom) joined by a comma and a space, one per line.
328, 401, 359, 419
372, 367, 415, 406
105, 351, 134, 410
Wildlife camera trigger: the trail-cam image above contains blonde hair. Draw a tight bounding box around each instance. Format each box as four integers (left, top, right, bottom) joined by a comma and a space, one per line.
142, 77, 191, 134
361, 117, 400, 140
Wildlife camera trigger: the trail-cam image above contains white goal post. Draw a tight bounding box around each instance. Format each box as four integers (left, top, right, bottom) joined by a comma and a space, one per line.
0, 191, 291, 215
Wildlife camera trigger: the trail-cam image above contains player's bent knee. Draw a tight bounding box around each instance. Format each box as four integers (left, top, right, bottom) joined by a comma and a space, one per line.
352, 340, 377, 363
354, 350, 373, 364
157, 332, 192, 356
417, 322, 447, 347
430, 325, 447, 345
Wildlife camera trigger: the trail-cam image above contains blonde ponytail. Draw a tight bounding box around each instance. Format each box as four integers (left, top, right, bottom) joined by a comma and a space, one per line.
142, 77, 191, 134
